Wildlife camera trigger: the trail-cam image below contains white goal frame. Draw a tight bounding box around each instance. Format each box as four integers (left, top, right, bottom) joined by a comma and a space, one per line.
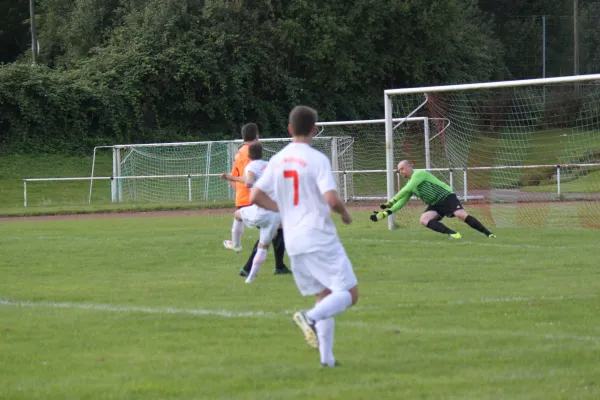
384, 73, 600, 230
89, 117, 433, 204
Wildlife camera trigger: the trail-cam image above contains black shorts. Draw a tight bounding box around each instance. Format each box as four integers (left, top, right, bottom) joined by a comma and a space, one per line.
425, 194, 463, 218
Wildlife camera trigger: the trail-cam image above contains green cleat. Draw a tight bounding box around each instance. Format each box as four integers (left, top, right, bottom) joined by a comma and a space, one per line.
274, 266, 292, 275
449, 232, 462, 240
488, 233, 497, 238
239, 268, 249, 277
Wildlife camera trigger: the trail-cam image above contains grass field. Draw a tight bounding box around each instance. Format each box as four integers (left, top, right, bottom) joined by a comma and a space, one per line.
1, 211, 600, 399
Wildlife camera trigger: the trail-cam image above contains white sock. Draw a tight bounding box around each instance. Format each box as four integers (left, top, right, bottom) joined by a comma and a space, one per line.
231, 219, 244, 247
306, 291, 352, 322
316, 317, 335, 366
248, 247, 267, 281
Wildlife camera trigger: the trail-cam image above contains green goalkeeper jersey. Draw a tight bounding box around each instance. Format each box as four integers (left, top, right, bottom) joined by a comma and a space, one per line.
389, 170, 454, 213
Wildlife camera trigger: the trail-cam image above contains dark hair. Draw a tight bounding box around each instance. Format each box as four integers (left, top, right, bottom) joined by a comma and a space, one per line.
248, 142, 263, 160
289, 106, 318, 137
241, 123, 259, 142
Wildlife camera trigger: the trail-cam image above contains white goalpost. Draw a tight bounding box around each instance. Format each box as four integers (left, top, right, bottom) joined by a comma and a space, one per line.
87, 117, 436, 205
384, 74, 600, 230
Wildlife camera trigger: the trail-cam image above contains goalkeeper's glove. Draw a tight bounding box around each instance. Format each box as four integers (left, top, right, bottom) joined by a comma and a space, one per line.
380, 200, 395, 210
370, 210, 392, 222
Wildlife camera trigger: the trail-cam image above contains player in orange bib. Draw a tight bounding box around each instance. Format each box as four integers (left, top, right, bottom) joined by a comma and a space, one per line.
221, 123, 291, 276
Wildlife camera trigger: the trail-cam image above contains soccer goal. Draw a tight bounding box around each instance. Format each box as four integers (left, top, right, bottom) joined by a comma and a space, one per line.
384, 74, 600, 230
89, 117, 435, 204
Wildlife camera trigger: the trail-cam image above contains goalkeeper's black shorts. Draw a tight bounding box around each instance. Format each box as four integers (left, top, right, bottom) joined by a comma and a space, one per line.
425, 194, 463, 218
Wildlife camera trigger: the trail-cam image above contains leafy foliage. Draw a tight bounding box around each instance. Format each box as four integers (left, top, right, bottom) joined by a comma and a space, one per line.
1, 0, 509, 154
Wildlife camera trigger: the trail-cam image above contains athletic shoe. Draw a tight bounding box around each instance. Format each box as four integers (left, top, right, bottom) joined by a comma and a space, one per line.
488, 233, 497, 238
274, 266, 292, 275
223, 240, 242, 253
320, 361, 340, 368
239, 269, 249, 277
245, 276, 255, 284
449, 232, 462, 239
292, 311, 319, 349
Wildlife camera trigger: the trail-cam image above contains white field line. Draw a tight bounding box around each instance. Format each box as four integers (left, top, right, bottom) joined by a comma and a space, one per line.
2, 296, 599, 344
347, 237, 591, 250
0, 294, 594, 317
390, 294, 597, 309
0, 298, 280, 318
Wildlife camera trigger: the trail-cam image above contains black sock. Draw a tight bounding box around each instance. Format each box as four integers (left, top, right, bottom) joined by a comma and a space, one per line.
465, 215, 492, 236
273, 228, 287, 269
426, 220, 456, 235
243, 240, 259, 272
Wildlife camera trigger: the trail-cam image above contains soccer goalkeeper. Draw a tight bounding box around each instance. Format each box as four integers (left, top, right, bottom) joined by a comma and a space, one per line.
371, 160, 496, 239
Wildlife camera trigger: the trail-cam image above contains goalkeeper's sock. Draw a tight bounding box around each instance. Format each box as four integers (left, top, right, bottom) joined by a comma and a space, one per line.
306, 291, 352, 322
247, 247, 267, 281
426, 220, 456, 235
464, 215, 492, 236
231, 219, 244, 248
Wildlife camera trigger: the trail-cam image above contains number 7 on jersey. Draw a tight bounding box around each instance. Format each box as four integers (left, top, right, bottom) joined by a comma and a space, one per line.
283, 170, 299, 206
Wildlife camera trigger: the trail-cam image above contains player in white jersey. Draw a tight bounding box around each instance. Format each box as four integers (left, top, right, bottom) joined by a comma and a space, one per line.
251, 105, 359, 367
220, 142, 282, 283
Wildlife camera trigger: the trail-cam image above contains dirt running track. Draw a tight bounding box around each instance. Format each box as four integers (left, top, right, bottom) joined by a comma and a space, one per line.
0, 204, 384, 223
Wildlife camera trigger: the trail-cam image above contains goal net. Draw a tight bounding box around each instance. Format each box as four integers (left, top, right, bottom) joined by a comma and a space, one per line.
384, 74, 600, 229
90, 118, 431, 204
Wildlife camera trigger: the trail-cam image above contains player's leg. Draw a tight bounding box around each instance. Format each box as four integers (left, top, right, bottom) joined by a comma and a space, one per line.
292, 244, 359, 366
239, 240, 259, 277
224, 209, 244, 252
272, 226, 291, 274
454, 209, 495, 237
245, 214, 279, 283
420, 210, 459, 237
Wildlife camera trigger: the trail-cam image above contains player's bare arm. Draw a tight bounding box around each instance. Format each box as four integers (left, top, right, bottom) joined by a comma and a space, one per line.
250, 187, 279, 212
324, 190, 352, 224
244, 171, 257, 188
220, 173, 246, 184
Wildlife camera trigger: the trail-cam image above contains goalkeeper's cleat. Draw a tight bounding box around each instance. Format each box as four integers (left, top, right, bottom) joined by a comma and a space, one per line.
488, 233, 497, 239
239, 268, 249, 277
223, 240, 242, 253
244, 276, 255, 284
293, 311, 319, 349
449, 232, 462, 240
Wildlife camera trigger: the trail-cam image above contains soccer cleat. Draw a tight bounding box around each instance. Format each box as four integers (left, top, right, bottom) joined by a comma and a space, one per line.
239, 268, 249, 277
245, 276, 255, 284
292, 311, 319, 349
320, 361, 341, 368
223, 240, 242, 253
274, 266, 292, 275
449, 232, 462, 240
488, 233, 497, 238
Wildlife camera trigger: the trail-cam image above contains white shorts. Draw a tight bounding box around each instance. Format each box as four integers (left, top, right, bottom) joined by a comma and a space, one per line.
290, 242, 358, 296
239, 205, 281, 246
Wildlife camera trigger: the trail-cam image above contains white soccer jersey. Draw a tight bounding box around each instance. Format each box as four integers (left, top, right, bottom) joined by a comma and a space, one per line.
254, 142, 339, 256
244, 159, 268, 183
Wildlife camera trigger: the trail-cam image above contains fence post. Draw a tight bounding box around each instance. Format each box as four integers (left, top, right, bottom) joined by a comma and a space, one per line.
24, 180, 27, 207
556, 165, 561, 198
188, 175, 192, 201
449, 169, 454, 191
463, 168, 468, 202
